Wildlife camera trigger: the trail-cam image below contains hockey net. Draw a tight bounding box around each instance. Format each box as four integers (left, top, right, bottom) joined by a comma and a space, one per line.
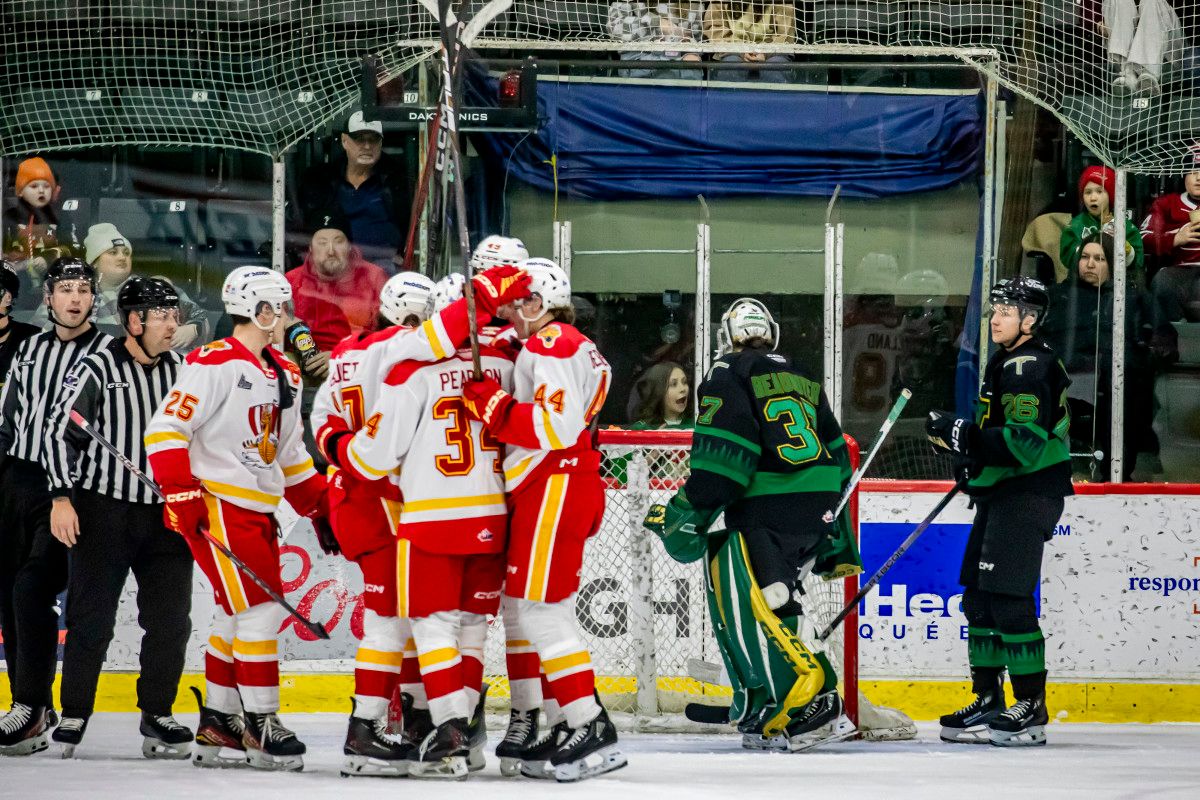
483, 428, 915, 737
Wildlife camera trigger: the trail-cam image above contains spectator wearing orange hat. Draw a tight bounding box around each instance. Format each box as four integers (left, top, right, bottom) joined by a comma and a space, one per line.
2, 157, 81, 317
1059, 164, 1144, 279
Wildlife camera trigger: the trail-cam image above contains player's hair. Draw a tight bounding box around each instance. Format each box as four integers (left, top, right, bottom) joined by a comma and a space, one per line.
633, 361, 690, 427
740, 336, 773, 350
229, 314, 251, 327
550, 304, 576, 325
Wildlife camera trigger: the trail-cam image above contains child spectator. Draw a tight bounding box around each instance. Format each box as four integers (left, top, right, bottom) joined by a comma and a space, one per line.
2, 157, 80, 315
703, 1, 796, 83
1140, 168, 1200, 360
608, 2, 704, 79
1060, 165, 1143, 280
631, 361, 692, 429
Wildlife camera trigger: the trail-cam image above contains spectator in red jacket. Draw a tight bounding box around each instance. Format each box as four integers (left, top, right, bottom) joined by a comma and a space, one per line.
286, 211, 388, 376
1139, 168, 1200, 359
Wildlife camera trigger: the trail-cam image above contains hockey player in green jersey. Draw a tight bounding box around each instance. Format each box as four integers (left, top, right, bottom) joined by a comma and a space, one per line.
643, 298, 862, 752
925, 276, 1072, 748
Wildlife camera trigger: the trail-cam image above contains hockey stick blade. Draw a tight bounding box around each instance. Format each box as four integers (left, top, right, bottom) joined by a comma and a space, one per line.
817, 479, 965, 641
685, 703, 731, 725
69, 410, 331, 640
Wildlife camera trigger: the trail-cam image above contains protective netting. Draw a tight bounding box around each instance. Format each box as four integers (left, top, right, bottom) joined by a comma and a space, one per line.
3, 2, 1200, 170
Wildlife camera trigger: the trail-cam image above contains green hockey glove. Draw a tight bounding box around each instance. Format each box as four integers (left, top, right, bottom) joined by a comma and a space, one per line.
644, 490, 716, 564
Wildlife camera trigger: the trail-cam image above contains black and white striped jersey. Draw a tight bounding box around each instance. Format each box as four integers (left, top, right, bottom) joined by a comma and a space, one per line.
0, 325, 111, 470
45, 338, 182, 504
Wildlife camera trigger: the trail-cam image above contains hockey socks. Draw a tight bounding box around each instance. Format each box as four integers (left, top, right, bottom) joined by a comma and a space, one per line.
1002, 630, 1047, 699
353, 611, 405, 721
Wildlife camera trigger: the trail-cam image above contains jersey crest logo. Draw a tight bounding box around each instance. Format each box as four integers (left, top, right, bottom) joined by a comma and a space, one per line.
1005, 356, 1037, 375
200, 340, 230, 355
243, 402, 281, 464
537, 325, 562, 349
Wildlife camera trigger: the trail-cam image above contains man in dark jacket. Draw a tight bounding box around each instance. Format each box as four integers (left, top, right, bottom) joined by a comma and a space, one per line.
298, 111, 411, 270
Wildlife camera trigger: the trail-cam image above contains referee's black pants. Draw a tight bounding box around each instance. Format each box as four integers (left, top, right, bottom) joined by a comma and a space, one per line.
59, 489, 193, 719
0, 458, 64, 709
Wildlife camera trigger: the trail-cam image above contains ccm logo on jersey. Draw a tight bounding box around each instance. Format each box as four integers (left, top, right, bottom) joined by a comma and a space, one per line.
106, 381, 130, 389
979, 561, 995, 572
363, 582, 385, 594
473, 590, 502, 600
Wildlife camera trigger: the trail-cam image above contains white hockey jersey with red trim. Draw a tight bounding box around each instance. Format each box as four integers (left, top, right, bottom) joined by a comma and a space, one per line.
498, 322, 611, 492
144, 337, 318, 514
340, 347, 515, 554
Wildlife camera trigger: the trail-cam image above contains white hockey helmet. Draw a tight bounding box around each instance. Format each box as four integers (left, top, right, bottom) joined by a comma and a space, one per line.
222, 266, 292, 331
380, 271, 435, 326
431, 272, 466, 313
518, 257, 571, 311
717, 297, 779, 355
470, 235, 529, 274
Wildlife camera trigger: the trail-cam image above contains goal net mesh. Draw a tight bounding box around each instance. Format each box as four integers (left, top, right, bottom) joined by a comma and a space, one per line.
1, 1, 1198, 171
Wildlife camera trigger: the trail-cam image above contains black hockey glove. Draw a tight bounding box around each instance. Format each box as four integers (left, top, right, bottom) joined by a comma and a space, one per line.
925, 410, 977, 458
312, 515, 341, 557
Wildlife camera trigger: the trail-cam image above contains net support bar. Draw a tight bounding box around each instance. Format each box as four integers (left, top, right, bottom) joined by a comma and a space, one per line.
977, 67, 999, 384
272, 158, 286, 272
626, 450, 658, 716
1111, 168, 1128, 483
822, 222, 845, 421
554, 220, 572, 278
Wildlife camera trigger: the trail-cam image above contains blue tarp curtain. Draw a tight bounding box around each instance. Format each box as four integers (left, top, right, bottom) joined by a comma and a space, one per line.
472, 76, 983, 200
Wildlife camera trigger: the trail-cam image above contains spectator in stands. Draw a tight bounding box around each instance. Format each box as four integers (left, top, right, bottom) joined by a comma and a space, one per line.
1060, 165, 1143, 280
1140, 168, 1200, 360
75, 223, 209, 350
630, 361, 692, 429
1042, 231, 1160, 480
285, 211, 389, 378
608, 2, 705, 79
2, 157, 80, 316
1098, 0, 1183, 95
703, 1, 796, 83
298, 111, 411, 270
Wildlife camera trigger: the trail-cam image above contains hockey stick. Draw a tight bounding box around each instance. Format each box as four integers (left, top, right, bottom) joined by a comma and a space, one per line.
816, 479, 965, 642
823, 388, 912, 524
68, 410, 331, 640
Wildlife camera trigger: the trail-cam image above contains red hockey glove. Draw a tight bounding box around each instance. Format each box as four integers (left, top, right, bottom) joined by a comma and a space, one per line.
472, 265, 531, 318
462, 377, 514, 428
162, 486, 208, 537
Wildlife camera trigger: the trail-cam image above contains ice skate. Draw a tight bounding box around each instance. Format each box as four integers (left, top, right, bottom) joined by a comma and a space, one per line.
496, 708, 539, 777
550, 707, 627, 783
784, 691, 857, 752
0, 703, 49, 757
940, 679, 1006, 744
518, 719, 569, 779
190, 687, 248, 768
140, 712, 193, 759
466, 682, 489, 772
341, 698, 412, 778
242, 711, 305, 771
410, 717, 469, 780
52, 716, 87, 759
988, 695, 1048, 748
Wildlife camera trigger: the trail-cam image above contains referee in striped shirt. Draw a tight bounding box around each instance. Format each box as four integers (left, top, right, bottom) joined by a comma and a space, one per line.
0, 258, 111, 753
41, 277, 195, 756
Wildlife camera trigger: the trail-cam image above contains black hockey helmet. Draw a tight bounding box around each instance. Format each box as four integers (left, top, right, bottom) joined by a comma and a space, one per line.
117, 276, 180, 331
989, 276, 1050, 328
1, 259, 19, 300
43, 256, 98, 294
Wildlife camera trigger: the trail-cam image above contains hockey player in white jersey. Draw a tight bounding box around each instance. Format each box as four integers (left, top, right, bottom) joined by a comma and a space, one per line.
144, 267, 328, 771
324, 270, 528, 780
462, 258, 625, 782
310, 271, 435, 777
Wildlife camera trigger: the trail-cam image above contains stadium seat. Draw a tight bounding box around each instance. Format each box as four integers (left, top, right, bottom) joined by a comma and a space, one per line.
205, 199, 273, 266
813, 1, 900, 45
213, 0, 309, 25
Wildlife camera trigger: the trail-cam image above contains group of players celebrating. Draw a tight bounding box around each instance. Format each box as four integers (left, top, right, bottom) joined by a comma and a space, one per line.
0, 229, 1069, 779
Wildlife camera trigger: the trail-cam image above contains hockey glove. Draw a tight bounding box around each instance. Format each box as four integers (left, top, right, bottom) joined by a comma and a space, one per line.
162, 486, 208, 537
312, 515, 341, 557
925, 410, 977, 458
462, 377, 514, 428
472, 265, 532, 318
644, 491, 716, 565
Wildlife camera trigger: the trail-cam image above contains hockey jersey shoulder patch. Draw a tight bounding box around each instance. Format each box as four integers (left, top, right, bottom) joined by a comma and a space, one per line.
384, 358, 436, 387
187, 338, 248, 366
526, 323, 585, 358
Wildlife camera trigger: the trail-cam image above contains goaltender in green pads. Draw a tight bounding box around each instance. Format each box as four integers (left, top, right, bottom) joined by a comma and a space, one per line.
642, 297, 861, 752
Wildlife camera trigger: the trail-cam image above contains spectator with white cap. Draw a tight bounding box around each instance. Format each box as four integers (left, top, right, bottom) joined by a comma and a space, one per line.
297, 110, 412, 270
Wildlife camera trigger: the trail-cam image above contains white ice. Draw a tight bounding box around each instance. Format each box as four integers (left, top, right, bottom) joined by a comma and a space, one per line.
3, 714, 1195, 799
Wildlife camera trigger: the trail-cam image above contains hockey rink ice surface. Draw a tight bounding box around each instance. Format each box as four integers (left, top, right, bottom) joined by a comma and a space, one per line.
2, 715, 1195, 798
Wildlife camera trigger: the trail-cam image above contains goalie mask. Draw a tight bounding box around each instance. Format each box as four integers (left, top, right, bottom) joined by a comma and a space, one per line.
717, 297, 779, 355
380, 271, 435, 326
222, 266, 292, 331
470, 235, 529, 274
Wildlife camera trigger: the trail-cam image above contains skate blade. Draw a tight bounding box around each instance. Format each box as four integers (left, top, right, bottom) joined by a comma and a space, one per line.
143, 737, 191, 760
787, 715, 858, 753
59, 743, 77, 759
246, 747, 304, 771
518, 758, 556, 780
0, 733, 49, 757
409, 756, 468, 780
862, 724, 918, 742
468, 746, 486, 772
193, 744, 249, 769
499, 756, 523, 777
940, 724, 993, 745
340, 753, 410, 777
989, 725, 1047, 748
554, 746, 628, 783
741, 733, 788, 752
